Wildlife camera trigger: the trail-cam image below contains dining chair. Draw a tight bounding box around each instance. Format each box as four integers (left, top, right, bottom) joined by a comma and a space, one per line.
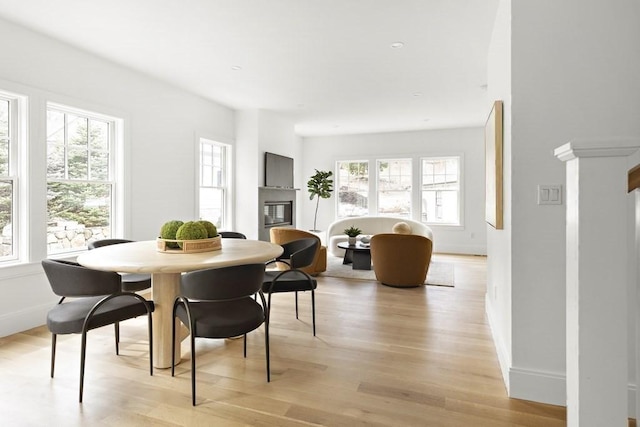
171, 263, 269, 406
41, 259, 154, 402
262, 238, 319, 336
218, 231, 247, 239
88, 238, 152, 353
87, 239, 152, 292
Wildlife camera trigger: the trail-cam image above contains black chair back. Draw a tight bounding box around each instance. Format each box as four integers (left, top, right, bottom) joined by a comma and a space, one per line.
88, 238, 133, 249
181, 263, 265, 301
42, 259, 122, 297
218, 231, 247, 239
280, 238, 319, 269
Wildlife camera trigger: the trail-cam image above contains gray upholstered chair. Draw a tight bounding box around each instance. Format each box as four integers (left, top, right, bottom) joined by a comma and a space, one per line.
172, 263, 269, 406
262, 238, 319, 336
42, 259, 154, 402
218, 231, 247, 239
88, 239, 151, 292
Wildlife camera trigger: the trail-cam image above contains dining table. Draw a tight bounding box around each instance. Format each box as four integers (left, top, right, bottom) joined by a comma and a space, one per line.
76, 239, 283, 368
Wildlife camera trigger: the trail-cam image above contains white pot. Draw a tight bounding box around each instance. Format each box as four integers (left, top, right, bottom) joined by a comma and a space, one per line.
348, 236, 357, 245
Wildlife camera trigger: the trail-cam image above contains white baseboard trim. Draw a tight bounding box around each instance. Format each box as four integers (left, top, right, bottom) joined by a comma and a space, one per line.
0, 303, 49, 337
434, 243, 487, 256
509, 367, 566, 406
485, 296, 510, 391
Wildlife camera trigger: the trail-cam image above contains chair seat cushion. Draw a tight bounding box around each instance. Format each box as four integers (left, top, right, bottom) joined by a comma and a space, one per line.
262, 270, 317, 293
47, 295, 154, 335
176, 298, 265, 339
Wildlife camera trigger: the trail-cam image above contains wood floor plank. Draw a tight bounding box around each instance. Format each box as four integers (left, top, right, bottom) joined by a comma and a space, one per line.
0, 254, 569, 426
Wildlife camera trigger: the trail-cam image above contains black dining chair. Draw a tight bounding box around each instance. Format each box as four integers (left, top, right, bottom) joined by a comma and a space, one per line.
262, 238, 319, 336
88, 239, 152, 292
218, 231, 247, 239
171, 263, 269, 406
42, 259, 154, 402
88, 238, 152, 353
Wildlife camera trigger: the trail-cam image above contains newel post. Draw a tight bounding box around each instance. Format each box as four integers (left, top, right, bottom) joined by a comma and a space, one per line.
555, 139, 640, 427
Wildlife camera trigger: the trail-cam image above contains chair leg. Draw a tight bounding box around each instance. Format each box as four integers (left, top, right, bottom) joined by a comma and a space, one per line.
311, 289, 316, 336
171, 315, 176, 377
50, 334, 57, 378
265, 320, 270, 382
295, 291, 299, 319
148, 313, 153, 376
191, 333, 196, 406
79, 331, 88, 403
243, 334, 247, 358
114, 322, 120, 355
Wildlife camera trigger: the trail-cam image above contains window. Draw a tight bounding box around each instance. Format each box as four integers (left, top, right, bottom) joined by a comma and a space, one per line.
421, 157, 460, 225
46, 105, 119, 255
0, 92, 23, 262
377, 159, 411, 218
336, 160, 369, 217
199, 139, 230, 229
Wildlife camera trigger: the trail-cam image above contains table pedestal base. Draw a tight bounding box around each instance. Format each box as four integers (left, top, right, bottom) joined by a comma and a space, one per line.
151, 273, 183, 369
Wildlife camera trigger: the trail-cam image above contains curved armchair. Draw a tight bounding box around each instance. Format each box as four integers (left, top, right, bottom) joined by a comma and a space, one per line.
263, 238, 319, 335
370, 233, 433, 288
269, 227, 326, 276
172, 263, 268, 405
42, 259, 154, 402
88, 239, 151, 293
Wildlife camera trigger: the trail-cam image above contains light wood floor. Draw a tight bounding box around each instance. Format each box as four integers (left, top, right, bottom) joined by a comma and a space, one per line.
0, 254, 567, 426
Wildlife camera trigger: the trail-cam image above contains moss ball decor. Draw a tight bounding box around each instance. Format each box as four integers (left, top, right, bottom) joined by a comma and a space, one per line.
197, 220, 218, 238
160, 220, 184, 248
175, 221, 208, 248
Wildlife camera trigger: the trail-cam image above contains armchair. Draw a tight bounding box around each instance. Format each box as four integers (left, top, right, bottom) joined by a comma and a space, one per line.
269, 227, 326, 276
370, 233, 433, 288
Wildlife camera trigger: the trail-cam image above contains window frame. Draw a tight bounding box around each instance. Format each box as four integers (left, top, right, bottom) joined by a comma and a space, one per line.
45, 102, 122, 256
335, 159, 370, 218
420, 155, 463, 227
0, 91, 26, 263
375, 158, 412, 218
197, 137, 232, 230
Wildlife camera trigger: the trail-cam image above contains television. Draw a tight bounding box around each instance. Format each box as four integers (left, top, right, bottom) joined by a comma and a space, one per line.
264, 152, 294, 188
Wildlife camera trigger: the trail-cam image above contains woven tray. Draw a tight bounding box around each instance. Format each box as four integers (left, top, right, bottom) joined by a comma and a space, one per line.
156, 236, 222, 253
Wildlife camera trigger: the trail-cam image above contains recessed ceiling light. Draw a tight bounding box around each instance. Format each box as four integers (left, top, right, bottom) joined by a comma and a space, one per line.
423, 118, 430, 122
479, 84, 488, 90
231, 65, 242, 71
413, 92, 422, 97
391, 42, 404, 49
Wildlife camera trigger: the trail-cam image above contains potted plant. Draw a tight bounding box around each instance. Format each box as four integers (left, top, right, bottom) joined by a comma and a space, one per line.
344, 225, 362, 245
307, 169, 334, 232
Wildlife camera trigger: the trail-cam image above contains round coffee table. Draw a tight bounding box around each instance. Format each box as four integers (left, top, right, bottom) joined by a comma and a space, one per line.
337, 242, 372, 270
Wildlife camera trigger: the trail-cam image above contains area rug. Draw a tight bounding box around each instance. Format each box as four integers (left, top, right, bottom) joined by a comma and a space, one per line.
322, 255, 454, 287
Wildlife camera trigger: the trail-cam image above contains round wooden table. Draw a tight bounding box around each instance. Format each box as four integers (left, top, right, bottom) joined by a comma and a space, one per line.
77, 239, 283, 368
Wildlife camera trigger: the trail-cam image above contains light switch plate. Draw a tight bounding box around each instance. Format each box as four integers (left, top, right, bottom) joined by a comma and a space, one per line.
538, 185, 562, 205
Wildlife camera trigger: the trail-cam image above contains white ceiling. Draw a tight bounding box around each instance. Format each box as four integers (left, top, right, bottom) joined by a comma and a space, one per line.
0, 0, 499, 137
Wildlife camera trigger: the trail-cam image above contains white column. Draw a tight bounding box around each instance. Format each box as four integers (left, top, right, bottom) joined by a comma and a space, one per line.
555, 139, 640, 427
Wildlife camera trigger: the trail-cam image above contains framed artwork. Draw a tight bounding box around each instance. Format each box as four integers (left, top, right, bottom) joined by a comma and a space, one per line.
485, 100, 503, 229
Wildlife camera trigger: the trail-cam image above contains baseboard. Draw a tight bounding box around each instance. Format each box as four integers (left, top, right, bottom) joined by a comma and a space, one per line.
434, 243, 487, 256
0, 303, 50, 337
508, 366, 566, 406
485, 296, 510, 391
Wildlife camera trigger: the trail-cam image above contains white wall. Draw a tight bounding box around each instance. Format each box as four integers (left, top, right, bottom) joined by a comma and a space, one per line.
301, 127, 487, 255
487, 0, 640, 409
485, 0, 513, 393
0, 18, 235, 336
